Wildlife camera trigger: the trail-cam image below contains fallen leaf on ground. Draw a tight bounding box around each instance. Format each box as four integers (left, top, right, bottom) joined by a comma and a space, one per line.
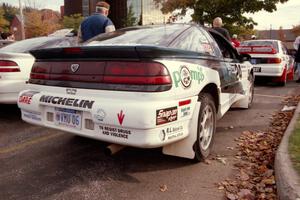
159, 184, 168, 192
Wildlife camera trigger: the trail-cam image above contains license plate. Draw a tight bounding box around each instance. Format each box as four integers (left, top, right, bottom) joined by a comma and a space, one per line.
55, 108, 82, 129
253, 67, 261, 72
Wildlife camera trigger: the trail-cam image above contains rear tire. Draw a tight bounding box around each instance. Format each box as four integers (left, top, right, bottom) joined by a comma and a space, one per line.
194, 93, 216, 162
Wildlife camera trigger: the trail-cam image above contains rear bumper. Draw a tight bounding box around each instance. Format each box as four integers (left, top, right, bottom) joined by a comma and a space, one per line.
253, 63, 285, 77
18, 90, 197, 148
0, 80, 27, 103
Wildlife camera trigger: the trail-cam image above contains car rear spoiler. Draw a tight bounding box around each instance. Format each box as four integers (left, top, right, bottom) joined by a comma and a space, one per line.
237, 46, 277, 54
30, 45, 213, 60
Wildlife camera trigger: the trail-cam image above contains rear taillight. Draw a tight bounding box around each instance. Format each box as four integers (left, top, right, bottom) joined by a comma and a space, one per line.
0, 60, 20, 72
103, 62, 171, 85
30, 61, 171, 85
267, 58, 281, 64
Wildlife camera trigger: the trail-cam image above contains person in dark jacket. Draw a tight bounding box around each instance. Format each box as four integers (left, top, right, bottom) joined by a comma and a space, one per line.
78, 1, 115, 43
212, 17, 231, 41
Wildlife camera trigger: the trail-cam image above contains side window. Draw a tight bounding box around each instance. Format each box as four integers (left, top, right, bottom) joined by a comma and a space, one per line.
209, 31, 237, 60
169, 27, 215, 56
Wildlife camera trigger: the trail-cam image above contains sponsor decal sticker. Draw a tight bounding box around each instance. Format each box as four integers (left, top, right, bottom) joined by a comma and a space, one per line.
180, 106, 191, 118
94, 109, 106, 122
173, 66, 205, 88
39, 95, 94, 109
19, 91, 39, 104
117, 110, 125, 125
100, 125, 131, 139
66, 88, 77, 95
159, 125, 184, 141
22, 110, 42, 121
156, 106, 178, 125
180, 66, 191, 88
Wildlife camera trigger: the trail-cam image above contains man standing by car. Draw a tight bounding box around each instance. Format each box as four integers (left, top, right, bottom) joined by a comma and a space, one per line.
78, 1, 115, 43
212, 17, 231, 41
294, 36, 300, 82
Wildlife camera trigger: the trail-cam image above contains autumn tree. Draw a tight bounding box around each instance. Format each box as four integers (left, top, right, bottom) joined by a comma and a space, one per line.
292, 25, 300, 36
24, 10, 61, 38
154, 0, 289, 35
0, 6, 9, 32
1, 3, 18, 25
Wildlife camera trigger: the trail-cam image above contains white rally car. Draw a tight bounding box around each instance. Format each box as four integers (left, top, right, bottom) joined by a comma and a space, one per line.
18, 24, 253, 161
0, 36, 76, 104
238, 39, 294, 86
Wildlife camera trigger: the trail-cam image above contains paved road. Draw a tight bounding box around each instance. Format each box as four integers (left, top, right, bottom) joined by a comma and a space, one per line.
1, 82, 299, 200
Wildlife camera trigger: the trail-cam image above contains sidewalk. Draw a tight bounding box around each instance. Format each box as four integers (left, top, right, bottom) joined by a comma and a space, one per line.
275, 102, 300, 200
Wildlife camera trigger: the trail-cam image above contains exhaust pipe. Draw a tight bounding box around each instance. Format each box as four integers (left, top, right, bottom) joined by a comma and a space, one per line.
104, 144, 125, 156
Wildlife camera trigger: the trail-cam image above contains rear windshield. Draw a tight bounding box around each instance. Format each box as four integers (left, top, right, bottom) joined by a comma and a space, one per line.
86, 25, 189, 47
0, 37, 63, 53
240, 40, 279, 52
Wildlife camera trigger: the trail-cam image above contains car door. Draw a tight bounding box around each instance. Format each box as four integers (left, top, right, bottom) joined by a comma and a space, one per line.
207, 30, 243, 94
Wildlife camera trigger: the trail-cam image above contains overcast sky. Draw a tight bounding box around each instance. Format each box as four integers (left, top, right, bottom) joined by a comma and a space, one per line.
0, 0, 299, 30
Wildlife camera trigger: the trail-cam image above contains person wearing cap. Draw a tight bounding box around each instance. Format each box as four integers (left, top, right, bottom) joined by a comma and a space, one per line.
78, 1, 115, 43
212, 17, 231, 41
231, 34, 240, 47
251, 35, 256, 40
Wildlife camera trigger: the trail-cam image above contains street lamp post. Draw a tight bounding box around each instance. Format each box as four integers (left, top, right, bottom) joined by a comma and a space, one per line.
19, 0, 25, 40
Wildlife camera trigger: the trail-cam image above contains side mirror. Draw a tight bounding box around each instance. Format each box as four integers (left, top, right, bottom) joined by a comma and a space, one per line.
239, 53, 251, 62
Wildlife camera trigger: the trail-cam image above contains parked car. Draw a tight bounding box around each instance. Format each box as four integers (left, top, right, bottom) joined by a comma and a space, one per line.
0, 36, 76, 104
0, 39, 14, 48
18, 24, 253, 161
238, 39, 293, 86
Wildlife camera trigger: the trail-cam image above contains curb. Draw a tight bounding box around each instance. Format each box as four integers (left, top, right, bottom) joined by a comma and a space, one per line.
275, 102, 300, 200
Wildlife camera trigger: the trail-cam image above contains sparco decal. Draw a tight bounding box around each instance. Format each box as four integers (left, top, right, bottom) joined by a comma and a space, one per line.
156, 106, 178, 125
19, 91, 40, 104
173, 66, 205, 88
39, 95, 94, 109
100, 125, 131, 139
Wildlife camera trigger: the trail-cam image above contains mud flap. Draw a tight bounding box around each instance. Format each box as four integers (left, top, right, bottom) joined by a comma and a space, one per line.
162, 102, 201, 159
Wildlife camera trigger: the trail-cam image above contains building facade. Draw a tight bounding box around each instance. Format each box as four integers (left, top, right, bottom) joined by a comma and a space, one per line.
64, 0, 169, 28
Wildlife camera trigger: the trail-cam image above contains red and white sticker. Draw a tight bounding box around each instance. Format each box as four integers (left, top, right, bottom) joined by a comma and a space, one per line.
156, 106, 178, 125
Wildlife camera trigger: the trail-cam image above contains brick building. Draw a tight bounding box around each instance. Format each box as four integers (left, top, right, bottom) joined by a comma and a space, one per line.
64, 0, 169, 28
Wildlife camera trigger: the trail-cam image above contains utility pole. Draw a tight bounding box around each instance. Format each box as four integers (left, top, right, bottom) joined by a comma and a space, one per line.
269, 24, 272, 39
19, 0, 25, 40
140, 0, 143, 25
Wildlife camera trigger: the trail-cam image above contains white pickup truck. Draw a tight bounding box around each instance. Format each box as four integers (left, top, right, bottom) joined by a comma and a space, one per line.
18, 24, 253, 161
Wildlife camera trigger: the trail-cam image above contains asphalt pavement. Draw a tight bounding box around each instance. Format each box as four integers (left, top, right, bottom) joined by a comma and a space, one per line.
0, 82, 299, 200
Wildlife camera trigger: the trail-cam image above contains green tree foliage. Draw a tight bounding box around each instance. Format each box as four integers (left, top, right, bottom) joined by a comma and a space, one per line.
0, 6, 9, 32
63, 14, 84, 34
154, 0, 289, 35
123, 4, 137, 27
